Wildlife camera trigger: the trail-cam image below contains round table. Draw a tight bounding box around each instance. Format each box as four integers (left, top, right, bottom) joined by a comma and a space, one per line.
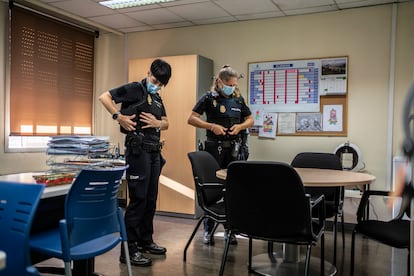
216, 167, 376, 187
216, 167, 376, 276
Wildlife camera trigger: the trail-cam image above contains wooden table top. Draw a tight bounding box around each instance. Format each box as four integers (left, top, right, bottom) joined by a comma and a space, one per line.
216, 167, 376, 187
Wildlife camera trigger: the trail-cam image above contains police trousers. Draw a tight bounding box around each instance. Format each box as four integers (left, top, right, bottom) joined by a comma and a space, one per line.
124, 146, 166, 250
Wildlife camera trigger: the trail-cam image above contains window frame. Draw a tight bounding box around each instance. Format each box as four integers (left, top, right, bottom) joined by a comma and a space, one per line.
5, 5, 96, 153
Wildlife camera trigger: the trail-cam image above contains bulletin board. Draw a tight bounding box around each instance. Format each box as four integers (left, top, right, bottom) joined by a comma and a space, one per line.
248, 56, 348, 137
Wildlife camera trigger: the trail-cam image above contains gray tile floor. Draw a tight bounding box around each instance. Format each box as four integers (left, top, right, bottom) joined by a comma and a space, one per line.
36, 215, 408, 276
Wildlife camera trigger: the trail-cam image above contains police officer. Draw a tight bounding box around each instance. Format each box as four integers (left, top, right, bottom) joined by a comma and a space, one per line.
188, 64, 254, 245
99, 59, 171, 267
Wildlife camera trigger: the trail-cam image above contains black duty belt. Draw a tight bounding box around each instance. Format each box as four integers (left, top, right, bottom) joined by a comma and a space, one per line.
142, 141, 162, 152
206, 139, 233, 148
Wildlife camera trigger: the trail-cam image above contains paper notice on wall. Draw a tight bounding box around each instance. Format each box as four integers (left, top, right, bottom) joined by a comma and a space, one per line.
259, 113, 277, 138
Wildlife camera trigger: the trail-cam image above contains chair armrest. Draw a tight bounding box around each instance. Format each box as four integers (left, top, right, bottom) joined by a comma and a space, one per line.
195, 178, 225, 206
310, 194, 324, 206
199, 182, 225, 188
309, 194, 326, 225
356, 190, 389, 222
198, 182, 225, 192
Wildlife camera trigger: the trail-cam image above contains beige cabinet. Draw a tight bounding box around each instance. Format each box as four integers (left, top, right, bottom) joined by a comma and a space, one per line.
128, 55, 213, 216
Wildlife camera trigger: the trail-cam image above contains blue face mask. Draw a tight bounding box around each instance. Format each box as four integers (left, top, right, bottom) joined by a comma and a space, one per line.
221, 84, 235, 96
147, 82, 161, 94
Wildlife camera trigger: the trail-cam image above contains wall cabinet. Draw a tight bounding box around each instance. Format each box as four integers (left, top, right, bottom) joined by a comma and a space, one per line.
129, 55, 213, 217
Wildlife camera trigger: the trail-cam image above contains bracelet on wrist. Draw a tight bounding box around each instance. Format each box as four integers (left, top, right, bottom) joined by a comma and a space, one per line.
210, 123, 215, 131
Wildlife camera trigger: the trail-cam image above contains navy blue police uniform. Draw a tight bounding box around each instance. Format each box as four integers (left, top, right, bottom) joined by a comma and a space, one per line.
193, 91, 252, 168
110, 78, 166, 253
192, 90, 252, 235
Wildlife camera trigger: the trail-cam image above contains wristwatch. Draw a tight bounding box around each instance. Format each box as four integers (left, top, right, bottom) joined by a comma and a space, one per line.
112, 111, 121, 120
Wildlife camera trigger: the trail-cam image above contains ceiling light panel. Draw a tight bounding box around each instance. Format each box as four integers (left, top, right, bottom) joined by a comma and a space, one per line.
100, 0, 176, 9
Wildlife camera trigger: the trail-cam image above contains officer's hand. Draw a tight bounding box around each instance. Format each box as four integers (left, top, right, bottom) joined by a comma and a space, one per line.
211, 124, 227, 135
118, 114, 136, 132
139, 112, 159, 129
228, 124, 242, 135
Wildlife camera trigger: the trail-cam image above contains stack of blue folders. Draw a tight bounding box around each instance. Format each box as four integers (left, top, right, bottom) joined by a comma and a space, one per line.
47, 136, 110, 155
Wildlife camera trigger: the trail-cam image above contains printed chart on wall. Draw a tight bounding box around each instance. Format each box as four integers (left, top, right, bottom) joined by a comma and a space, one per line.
249, 59, 321, 113
248, 56, 348, 137
248, 57, 347, 111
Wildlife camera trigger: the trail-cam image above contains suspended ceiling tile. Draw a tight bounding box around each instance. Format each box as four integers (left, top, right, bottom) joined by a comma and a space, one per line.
214, 0, 281, 15
126, 8, 186, 25
167, 1, 231, 20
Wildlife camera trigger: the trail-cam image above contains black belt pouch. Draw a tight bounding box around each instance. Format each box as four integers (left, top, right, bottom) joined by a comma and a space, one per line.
126, 133, 143, 156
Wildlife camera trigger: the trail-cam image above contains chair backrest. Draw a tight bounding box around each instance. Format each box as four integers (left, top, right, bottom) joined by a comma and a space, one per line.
63, 167, 126, 249
188, 151, 224, 206
188, 151, 224, 184
225, 161, 315, 242
0, 182, 44, 276
291, 152, 343, 201
291, 152, 343, 170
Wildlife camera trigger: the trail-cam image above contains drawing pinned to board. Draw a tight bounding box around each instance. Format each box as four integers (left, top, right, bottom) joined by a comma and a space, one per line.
296, 113, 322, 132
259, 113, 277, 138
251, 106, 264, 126
323, 104, 343, 131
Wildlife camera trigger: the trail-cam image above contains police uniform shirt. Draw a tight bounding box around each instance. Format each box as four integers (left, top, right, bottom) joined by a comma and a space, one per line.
192, 91, 251, 140
109, 79, 166, 141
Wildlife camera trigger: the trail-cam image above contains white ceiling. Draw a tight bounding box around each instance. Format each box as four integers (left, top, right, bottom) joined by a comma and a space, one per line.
15, 0, 414, 34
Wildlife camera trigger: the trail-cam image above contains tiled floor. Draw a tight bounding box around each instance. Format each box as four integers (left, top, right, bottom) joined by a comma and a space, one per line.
36, 215, 408, 276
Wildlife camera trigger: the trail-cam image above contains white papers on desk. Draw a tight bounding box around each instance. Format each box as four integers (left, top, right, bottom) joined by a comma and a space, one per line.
47, 136, 110, 155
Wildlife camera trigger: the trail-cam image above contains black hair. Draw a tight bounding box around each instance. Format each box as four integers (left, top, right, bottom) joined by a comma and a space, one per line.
150, 59, 172, 86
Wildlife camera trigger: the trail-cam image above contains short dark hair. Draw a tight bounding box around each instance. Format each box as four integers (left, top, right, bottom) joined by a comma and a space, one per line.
150, 59, 172, 86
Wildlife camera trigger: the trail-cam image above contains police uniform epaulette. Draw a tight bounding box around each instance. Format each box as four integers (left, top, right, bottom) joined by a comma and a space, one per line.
207, 91, 219, 98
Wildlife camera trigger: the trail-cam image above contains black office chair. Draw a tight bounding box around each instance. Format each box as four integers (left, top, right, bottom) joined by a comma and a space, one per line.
350, 189, 410, 275
184, 151, 227, 262
291, 152, 344, 266
219, 161, 326, 276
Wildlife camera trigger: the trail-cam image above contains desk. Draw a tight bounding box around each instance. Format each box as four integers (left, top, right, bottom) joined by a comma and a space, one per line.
216, 167, 376, 276
0, 172, 95, 276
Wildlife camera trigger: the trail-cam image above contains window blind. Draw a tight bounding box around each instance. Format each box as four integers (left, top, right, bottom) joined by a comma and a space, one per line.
9, 6, 95, 136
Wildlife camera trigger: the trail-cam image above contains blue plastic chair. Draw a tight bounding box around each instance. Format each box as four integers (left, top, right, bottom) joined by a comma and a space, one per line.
0, 182, 45, 276
29, 167, 132, 276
